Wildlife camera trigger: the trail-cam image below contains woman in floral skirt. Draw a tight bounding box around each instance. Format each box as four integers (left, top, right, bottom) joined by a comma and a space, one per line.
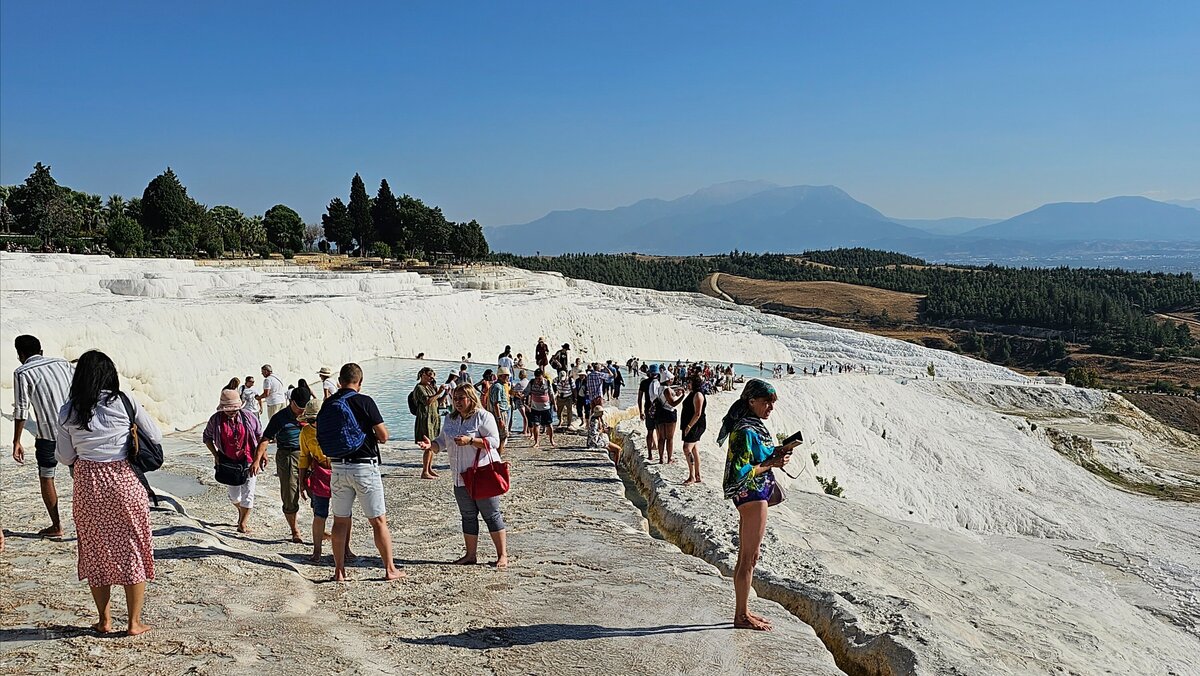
56, 350, 161, 636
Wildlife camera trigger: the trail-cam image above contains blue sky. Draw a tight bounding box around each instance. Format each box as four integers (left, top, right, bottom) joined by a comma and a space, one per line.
2, 1, 1197, 226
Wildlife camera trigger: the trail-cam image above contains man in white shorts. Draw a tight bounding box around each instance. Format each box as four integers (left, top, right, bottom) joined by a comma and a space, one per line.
319, 363, 403, 582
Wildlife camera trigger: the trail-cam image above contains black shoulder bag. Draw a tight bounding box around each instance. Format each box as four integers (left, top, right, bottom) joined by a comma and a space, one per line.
117, 391, 164, 505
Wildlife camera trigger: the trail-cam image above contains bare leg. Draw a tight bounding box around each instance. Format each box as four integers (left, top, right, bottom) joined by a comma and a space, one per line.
646, 429, 657, 460
656, 426, 668, 463
682, 443, 698, 484
284, 512, 302, 542
236, 506, 252, 533
490, 529, 508, 569
456, 533, 479, 564
368, 514, 404, 580
664, 423, 677, 463
546, 425, 555, 447
124, 582, 151, 636
531, 424, 540, 449
89, 585, 112, 633
38, 477, 62, 537
733, 501, 772, 630
310, 516, 325, 562
421, 448, 438, 479
332, 516, 351, 581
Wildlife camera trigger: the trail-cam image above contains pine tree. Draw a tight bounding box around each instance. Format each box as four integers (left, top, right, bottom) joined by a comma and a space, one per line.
371, 179, 404, 252
348, 173, 374, 256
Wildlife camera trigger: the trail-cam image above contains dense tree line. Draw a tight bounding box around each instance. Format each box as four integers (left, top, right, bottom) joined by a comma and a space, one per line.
1, 163, 489, 261
801, 247, 926, 268
321, 173, 488, 261
494, 250, 1199, 358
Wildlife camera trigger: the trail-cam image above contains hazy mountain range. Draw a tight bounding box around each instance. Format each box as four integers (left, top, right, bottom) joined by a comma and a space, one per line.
488, 182, 1200, 263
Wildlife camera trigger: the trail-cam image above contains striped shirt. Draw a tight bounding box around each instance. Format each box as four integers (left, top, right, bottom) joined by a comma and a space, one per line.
12, 355, 74, 441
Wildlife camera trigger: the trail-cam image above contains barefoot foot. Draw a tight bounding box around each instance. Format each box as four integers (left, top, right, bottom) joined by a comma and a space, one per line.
452, 555, 477, 565
383, 568, 407, 581
492, 557, 508, 570
126, 623, 152, 637
733, 613, 772, 631
91, 621, 112, 634
38, 525, 63, 538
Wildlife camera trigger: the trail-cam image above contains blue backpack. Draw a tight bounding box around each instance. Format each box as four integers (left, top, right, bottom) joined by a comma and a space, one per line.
316, 391, 367, 457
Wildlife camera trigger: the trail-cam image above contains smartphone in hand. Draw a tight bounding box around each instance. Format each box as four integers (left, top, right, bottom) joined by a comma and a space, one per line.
781, 430, 804, 447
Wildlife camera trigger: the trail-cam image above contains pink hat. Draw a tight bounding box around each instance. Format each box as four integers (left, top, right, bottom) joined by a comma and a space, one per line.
218, 389, 242, 412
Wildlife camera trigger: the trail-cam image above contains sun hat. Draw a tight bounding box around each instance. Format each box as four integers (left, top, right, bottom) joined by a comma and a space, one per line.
301, 398, 320, 421
648, 364, 659, 375
497, 366, 511, 376
317, 366, 332, 377
218, 389, 241, 412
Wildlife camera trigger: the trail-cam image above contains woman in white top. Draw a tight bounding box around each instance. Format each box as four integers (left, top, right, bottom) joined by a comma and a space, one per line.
416, 383, 506, 568
56, 350, 162, 637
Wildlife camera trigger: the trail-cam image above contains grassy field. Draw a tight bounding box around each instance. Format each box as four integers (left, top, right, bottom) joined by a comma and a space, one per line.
710, 274, 922, 321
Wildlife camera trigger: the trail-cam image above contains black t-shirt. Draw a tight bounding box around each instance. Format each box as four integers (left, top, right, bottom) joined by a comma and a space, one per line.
638, 378, 654, 413
326, 389, 385, 459
262, 406, 303, 450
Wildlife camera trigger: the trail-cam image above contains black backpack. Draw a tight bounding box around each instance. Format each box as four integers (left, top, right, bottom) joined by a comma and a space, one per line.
407, 387, 420, 415
117, 392, 164, 505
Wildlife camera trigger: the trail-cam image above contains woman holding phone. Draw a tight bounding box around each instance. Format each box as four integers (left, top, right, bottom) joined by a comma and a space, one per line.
718, 378, 798, 631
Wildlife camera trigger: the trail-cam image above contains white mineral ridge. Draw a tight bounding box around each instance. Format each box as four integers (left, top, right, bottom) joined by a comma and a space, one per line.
2, 252, 1198, 674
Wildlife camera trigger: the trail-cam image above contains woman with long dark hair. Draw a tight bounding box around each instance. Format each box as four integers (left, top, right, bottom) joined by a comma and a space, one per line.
680, 373, 707, 485
55, 350, 161, 636
718, 379, 798, 631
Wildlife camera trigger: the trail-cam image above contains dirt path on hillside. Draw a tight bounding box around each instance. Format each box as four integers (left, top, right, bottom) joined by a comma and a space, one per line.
1, 429, 840, 675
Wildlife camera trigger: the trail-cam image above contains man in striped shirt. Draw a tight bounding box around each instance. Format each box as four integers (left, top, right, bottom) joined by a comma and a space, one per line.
11, 335, 74, 538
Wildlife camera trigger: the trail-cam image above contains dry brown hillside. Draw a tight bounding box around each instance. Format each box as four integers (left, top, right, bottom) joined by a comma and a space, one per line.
708, 273, 922, 322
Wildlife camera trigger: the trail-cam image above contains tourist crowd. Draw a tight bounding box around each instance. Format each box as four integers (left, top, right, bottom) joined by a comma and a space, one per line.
9, 333, 803, 635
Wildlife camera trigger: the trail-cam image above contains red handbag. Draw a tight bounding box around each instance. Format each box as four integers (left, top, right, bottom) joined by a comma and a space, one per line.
306, 462, 332, 498
460, 440, 510, 500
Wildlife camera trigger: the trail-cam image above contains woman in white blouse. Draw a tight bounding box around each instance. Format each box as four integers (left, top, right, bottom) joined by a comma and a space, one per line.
416, 383, 507, 568
56, 350, 162, 637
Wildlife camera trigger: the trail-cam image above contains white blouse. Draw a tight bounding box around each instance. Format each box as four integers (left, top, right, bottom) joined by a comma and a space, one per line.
435, 409, 502, 487
56, 391, 163, 465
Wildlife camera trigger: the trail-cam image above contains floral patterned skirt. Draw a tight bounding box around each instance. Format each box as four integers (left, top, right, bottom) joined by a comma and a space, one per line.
72, 458, 155, 587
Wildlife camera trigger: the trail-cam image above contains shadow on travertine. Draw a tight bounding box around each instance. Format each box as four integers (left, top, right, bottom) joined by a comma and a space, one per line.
401, 622, 727, 648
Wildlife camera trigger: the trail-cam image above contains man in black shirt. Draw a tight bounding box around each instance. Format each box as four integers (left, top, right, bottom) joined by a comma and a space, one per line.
326, 363, 404, 582
258, 387, 310, 543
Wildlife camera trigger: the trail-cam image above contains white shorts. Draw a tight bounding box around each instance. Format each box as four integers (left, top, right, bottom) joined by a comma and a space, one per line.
228, 474, 257, 508
330, 462, 386, 519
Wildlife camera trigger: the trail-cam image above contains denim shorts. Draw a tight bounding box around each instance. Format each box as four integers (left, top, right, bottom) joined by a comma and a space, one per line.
330, 462, 386, 519
311, 494, 330, 519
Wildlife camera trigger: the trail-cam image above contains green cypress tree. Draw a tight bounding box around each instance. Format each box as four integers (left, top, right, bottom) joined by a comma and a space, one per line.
348, 173, 374, 256
140, 168, 191, 238
322, 198, 354, 253
371, 179, 404, 252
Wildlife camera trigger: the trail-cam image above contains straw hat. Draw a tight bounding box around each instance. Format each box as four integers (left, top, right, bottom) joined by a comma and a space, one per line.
302, 398, 320, 421
218, 389, 241, 412
317, 366, 332, 377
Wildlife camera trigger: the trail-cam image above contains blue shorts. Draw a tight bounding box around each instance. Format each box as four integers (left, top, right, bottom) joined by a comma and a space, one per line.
311, 494, 330, 519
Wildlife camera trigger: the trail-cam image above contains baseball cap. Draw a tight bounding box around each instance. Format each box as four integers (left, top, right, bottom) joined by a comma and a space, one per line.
291, 387, 312, 407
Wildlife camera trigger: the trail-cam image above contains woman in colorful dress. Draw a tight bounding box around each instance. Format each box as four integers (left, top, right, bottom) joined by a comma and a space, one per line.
55, 350, 161, 637
718, 379, 798, 631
